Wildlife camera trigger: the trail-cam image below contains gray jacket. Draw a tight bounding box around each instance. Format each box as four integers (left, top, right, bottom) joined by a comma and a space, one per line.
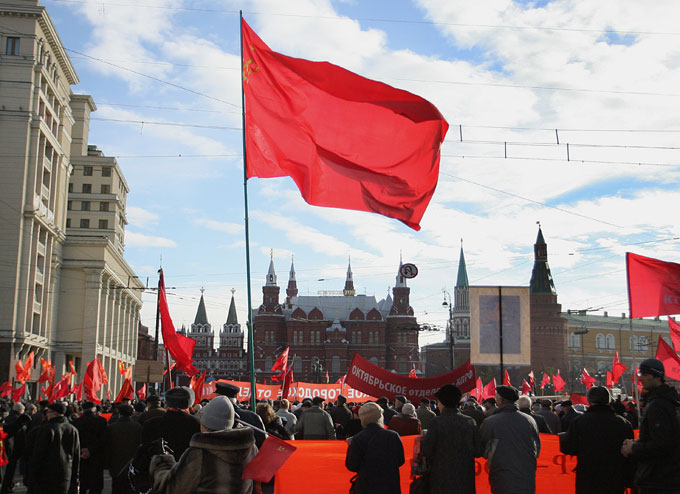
294, 406, 336, 440
275, 409, 297, 437
480, 403, 541, 494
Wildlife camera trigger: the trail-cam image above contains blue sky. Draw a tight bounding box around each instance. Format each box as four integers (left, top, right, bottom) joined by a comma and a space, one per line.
41, 0, 680, 348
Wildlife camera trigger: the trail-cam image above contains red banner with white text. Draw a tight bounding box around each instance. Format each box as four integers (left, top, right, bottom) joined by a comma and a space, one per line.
344, 353, 476, 402
208, 380, 373, 403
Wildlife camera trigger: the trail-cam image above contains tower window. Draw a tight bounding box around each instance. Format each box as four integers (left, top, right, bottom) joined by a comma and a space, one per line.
102, 167, 112, 177
6, 37, 19, 55
83, 166, 93, 176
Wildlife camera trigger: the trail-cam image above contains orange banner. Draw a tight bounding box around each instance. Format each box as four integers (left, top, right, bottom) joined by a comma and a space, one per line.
275, 434, 579, 494
210, 380, 374, 403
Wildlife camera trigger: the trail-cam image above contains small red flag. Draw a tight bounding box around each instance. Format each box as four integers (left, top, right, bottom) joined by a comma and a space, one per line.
540, 373, 551, 390
118, 360, 126, 376
612, 352, 627, 383
627, 252, 680, 318
50, 373, 73, 403
0, 428, 8, 467
606, 371, 614, 388
159, 270, 198, 376
503, 369, 511, 386
669, 318, 680, 352
656, 337, 680, 381
270, 348, 289, 382
482, 378, 497, 400
241, 19, 448, 231
73, 381, 83, 401
335, 374, 346, 385
242, 434, 297, 482
15, 351, 34, 384
580, 368, 596, 390
137, 383, 147, 401
553, 370, 566, 392
84, 358, 106, 404
408, 367, 418, 379
0, 382, 11, 398
114, 379, 135, 403
521, 379, 532, 395
569, 393, 589, 406
191, 371, 207, 406
528, 371, 535, 388
11, 383, 25, 402
281, 367, 295, 401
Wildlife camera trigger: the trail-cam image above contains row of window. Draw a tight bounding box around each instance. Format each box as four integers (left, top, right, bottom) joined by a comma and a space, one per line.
195, 360, 246, 370
83, 166, 112, 177
568, 332, 650, 351
68, 200, 110, 211
68, 183, 111, 194
66, 218, 109, 229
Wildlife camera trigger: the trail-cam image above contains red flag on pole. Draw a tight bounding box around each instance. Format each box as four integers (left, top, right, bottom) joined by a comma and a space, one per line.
606, 371, 614, 388
669, 318, 680, 352
627, 252, 680, 318
50, 373, 73, 402
482, 378, 497, 400
15, 351, 34, 384
241, 19, 449, 231
270, 348, 289, 382
242, 434, 297, 482
137, 383, 147, 401
11, 383, 25, 402
159, 270, 198, 376
335, 374, 346, 385
191, 371, 207, 406
84, 358, 106, 404
553, 370, 566, 392
325, 369, 329, 384
408, 367, 418, 379
580, 368, 596, 390
281, 367, 295, 402
38, 358, 52, 384
74, 381, 83, 401
612, 351, 627, 383
656, 337, 680, 381
521, 379, 532, 395
503, 369, 511, 386
0, 382, 11, 398
528, 371, 535, 388
114, 379, 134, 403
540, 373, 551, 390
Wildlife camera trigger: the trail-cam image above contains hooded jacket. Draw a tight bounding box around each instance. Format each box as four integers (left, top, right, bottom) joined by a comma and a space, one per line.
150, 426, 257, 493
631, 383, 680, 489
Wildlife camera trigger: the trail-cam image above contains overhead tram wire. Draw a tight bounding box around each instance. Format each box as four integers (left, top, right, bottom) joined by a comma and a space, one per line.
43, 1, 680, 37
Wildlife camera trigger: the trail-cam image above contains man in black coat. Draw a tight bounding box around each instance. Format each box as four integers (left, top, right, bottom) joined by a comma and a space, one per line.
621, 359, 680, 493
345, 402, 404, 494
103, 404, 142, 494
562, 386, 634, 494
142, 386, 200, 461
1, 403, 31, 494
72, 401, 108, 494
518, 395, 552, 434
376, 397, 396, 425
330, 395, 352, 439
560, 400, 583, 432
28, 402, 80, 494
534, 399, 561, 433
214, 382, 266, 448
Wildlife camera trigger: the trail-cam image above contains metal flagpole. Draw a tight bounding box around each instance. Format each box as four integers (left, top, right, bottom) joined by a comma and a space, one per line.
626, 254, 642, 419
240, 10, 257, 411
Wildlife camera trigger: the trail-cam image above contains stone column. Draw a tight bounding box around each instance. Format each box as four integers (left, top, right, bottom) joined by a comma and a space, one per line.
81, 269, 102, 364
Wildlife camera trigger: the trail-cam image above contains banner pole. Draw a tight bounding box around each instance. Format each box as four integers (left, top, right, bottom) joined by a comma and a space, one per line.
240, 10, 257, 411
498, 286, 504, 382
626, 253, 642, 420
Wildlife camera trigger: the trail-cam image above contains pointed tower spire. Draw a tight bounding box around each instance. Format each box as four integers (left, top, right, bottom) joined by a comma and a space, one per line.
226, 288, 238, 325
395, 258, 407, 287
266, 249, 277, 286
456, 239, 469, 288
194, 288, 209, 325
344, 256, 355, 296
286, 256, 298, 303
530, 225, 556, 294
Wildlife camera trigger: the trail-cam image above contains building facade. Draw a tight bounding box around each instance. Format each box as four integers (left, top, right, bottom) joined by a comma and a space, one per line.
0, 0, 142, 394
253, 257, 421, 383
186, 290, 248, 381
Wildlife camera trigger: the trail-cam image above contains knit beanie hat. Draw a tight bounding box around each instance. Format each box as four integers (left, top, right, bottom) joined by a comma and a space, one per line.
198, 396, 235, 431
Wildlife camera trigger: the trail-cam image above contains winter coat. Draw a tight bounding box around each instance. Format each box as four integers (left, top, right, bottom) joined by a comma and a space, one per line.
387, 414, 422, 436
142, 409, 201, 461
275, 409, 297, 436
136, 405, 166, 425
561, 404, 634, 494
560, 407, 583, 432
72, 410, 108, 491
234, 405, 267, 448
263, 415, 292, 440
534, 407, 561, 434
519, 408, 552, 434
630, 384, 680, 489
103, 415, 142, 478
421, 407, 482, 494
294, 406, 336, 439
480, 403, 541, 494
150, 426, 257, 494
28, 415, 80, 494
345, 422, 405, 494
415, 404, 436, 431
330, 404, 353, 430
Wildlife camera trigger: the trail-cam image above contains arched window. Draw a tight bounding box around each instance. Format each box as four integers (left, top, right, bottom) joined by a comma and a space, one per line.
568, 333, 581, 348
332, 356, 341, 373
606, 334, 616, 350
596, 334, 606, 349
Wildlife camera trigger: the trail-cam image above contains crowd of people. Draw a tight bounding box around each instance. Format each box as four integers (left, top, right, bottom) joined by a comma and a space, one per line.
0, 357, 678, 493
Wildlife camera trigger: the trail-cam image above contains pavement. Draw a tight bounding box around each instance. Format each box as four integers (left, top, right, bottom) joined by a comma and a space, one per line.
7, 473, 114, 494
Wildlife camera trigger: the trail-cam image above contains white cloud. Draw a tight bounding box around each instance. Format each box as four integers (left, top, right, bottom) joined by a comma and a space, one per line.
126, 206, 159, 229
194, 218, 244, 234
126, 231, 177, 248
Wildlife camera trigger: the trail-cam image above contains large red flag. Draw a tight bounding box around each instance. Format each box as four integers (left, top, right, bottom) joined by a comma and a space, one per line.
469, 377, 483, 401
84, 358, 106, 404
540, 373, 551, 390
553, 371, 566, 392
503, 369, 511, 386
669, 318, 680, 352
242, 434, 297, 482
521, 379, 532, 395
612, 352, 627, 383
580, 369, 596, 390
270, 348, 289, 382
15, 351, 34, 384
281, 366, 295, 402
656, 337, 680, 381
482, 378, 497, 400
627, 252, 680, 318
50, 373, 73, 402
241, 19, 448, 231
159, 270, 198, 376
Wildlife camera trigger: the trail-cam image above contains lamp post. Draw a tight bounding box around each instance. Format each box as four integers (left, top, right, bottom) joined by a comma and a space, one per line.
311, 357, 324, 384
442, 291, 454, 370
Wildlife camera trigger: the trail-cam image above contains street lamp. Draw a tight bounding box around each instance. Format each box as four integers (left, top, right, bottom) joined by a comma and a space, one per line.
442, 291, 454, 370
